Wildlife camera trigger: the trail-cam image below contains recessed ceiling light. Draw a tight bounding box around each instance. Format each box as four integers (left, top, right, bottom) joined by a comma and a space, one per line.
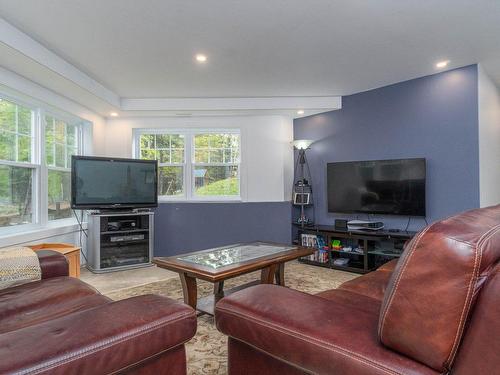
436, 60, 450, 69
297, 110, 305, 115
110, 112, 118, 117
195, 54, 208, 63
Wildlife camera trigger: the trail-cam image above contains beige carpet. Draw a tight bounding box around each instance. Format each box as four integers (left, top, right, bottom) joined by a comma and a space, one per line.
105, 261, 358, 375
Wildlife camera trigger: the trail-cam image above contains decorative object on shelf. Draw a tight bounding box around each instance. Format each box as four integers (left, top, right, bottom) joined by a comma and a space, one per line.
292, 139, 315, 229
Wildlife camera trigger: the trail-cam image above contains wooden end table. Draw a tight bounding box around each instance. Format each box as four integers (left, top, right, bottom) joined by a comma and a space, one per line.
29, 243, 81, 278
154, 242, 313, 315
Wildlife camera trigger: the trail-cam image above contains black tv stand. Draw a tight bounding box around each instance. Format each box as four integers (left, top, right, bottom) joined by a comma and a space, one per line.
294, 223, 416, 274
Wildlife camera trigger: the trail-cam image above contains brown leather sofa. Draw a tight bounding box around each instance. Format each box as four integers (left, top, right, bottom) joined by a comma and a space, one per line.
0, 250, 197, 374
216, 205, 500, 374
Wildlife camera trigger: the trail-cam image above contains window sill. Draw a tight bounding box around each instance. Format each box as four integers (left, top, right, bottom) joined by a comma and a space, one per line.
0, 219, 86, 248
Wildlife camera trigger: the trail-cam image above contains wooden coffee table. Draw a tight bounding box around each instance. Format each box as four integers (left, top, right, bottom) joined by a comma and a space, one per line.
154, 242, 313, 315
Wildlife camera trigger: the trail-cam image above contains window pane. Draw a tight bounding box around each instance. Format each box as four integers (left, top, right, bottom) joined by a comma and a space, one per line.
170, 134, 184, 148
0, 99, 16, 132
194, 166, 239, 196
159, 166, 183, 196
54, 120, 66, 143
209, 149, 223, 163
66, 124, 77, 147
0, 165, 33, 227
0, 99, 33, 163
141, 149, 156, 160
157, 149, 170, 163
55, 143, 65, 167
194, 134, 209, 148
48, 169, 72, 220
194, 133, 239, 165
17, 135, 31, 162
171, 149, 184, 163
67, 147, 78, 168
140, 134, 155, 149
18, 107, 33, 135
156, 134, 170, 148
0, 131, 15, 161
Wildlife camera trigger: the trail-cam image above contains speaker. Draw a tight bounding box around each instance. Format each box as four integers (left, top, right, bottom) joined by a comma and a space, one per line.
334, 219, 348, 231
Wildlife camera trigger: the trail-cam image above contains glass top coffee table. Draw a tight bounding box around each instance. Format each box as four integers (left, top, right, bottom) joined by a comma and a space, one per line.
154, 242, 313, 315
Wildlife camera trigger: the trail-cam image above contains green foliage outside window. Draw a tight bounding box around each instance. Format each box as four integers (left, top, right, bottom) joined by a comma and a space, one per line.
139, 132, 240, 197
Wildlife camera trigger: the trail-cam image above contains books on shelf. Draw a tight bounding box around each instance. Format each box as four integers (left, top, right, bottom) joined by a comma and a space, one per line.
301, 234, 328, 263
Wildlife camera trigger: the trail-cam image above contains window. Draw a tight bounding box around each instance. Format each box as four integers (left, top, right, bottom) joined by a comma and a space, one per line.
140, 133, 185, 197
45, 115, 79, 220
0, 98, 35, 228
135, 130, 240, 200
193, 133, 239, 197
0, 94, 85, 232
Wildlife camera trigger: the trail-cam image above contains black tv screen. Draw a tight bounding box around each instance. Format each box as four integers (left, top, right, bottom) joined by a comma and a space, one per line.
71, 156, 158, 209
327, 158, 426, 216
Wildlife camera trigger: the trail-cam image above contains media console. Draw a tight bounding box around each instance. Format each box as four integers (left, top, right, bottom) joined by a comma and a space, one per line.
87, 211, 154, 273
294, 224, 416, 274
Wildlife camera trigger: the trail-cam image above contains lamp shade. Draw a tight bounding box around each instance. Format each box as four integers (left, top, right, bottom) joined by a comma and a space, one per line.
293, 139, 314, 150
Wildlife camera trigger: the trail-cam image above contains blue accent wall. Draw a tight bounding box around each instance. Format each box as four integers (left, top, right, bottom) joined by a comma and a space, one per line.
153, 202, 292, 256
294, 65, 480, 231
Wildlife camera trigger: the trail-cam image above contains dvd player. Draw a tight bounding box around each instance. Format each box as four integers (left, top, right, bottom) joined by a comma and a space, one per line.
347, 220, 384, 231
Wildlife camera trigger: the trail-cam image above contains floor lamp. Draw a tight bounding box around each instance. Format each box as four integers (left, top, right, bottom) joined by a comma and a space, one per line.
293, 140, 314, 229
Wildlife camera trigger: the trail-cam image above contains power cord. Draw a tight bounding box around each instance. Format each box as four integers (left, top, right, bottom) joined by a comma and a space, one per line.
73, 209, 88, 263
404, 216, 411, 232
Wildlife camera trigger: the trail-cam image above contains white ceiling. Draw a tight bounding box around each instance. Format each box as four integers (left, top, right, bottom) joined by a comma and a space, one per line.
0, 0, 499, 115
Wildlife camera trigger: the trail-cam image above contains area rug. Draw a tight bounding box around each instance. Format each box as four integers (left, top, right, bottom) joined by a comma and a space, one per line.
105, 261, 358, 375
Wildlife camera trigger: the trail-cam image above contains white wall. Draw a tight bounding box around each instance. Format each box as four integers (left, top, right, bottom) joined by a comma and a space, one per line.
478, 65, 500, 207
104, 115, 294, 202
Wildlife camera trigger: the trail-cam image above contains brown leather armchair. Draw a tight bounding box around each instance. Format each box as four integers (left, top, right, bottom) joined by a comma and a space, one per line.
0, 250, 197, 374
216, 205, 500, 374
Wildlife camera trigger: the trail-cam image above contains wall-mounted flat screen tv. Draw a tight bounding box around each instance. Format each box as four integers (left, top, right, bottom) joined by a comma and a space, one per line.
71, 156, 158, 209
327, 158, 426, 216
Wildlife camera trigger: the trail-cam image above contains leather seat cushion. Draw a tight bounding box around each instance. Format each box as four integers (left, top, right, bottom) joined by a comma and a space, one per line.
0, 276, 110, 334
334, 268, 394, 301
318, 260, 398, 303
216, 284, 438, 375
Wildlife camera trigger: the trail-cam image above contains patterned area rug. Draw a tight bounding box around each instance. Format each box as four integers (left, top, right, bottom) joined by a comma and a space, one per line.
105, 261, 358, 375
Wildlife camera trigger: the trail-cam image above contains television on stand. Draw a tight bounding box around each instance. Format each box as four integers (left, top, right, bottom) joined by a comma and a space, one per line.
71, 156, 158, 273
71, 155, 158, 210
327, 158, 426, 217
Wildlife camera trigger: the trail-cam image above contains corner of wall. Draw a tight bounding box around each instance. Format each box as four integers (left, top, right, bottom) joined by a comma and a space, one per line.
477, 64, 500, 207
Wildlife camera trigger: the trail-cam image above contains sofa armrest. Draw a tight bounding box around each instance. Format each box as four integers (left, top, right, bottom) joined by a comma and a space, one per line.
36, 250, 69, 279
215, 284, 437, 375
0, 294, 197, 374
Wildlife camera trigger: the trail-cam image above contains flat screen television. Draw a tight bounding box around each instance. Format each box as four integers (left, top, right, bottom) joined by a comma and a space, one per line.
327, 158, 426, 216
71, 156, 158, 209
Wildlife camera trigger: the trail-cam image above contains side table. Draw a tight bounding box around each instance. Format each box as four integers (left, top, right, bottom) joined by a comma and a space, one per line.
29, 243, 81, 278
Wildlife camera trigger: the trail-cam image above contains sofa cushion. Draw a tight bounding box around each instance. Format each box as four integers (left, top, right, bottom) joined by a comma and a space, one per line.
216, 284, 438, 375
0, 295, 197, 374
379, 204, 500, 372
319, 259, 397, 302
0, 276, 108, 334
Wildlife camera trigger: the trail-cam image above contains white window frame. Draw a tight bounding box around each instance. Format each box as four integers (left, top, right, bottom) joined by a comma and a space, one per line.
0, 91, 86, 236
133, 128, 241, 202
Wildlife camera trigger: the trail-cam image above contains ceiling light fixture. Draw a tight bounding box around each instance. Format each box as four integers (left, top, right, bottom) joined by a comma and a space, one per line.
110, 112, 118, 117
195, 54, 208, 63
297, 110, 305, 115
436, 60, 450, 69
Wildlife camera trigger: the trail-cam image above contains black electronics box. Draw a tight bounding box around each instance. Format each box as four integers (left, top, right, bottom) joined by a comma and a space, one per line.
334, 219, 348, 231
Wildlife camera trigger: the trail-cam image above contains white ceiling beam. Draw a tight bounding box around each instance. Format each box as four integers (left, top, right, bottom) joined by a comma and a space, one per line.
121, 96, 342, 112
0, 18, 121, 108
